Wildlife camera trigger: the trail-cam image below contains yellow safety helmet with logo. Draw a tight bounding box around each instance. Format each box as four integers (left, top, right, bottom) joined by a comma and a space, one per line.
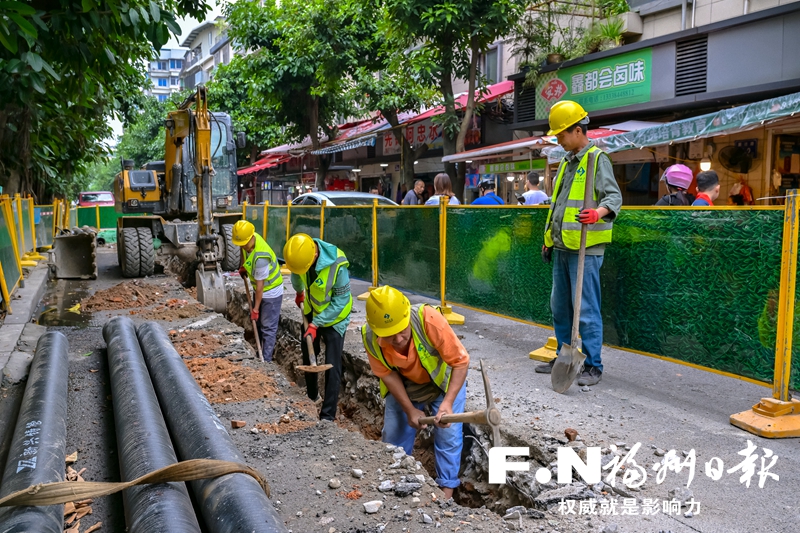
366, 286, 411, 337
231, 220, 255, 246
547, 100, 589, 136
283, 233, 316, 274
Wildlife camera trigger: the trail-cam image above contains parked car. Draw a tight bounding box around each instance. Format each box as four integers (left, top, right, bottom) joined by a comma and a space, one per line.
291, 191, 398, 206
78, 191, 115, 207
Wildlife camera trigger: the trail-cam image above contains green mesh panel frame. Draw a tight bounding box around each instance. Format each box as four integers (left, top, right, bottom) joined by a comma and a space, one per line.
0, 203, 21, 295
290, 206, 322, 241
77, 207, 96, 228
447, 207, 787, 386
69, 208, 77, 228
323, 207, 372, 281
10, 201, 23, 258
244, 205, 264, 236
377, 207, 440, 299
98, 206, 125, 229
267, 206, 288, 261
20, 201, 33, 253
36, 211, 54, 248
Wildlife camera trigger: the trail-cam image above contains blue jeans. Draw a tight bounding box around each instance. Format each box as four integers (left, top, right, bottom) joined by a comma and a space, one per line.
256, 295, 282, 361
382, 381, 467, 489
551, 250, 604, 372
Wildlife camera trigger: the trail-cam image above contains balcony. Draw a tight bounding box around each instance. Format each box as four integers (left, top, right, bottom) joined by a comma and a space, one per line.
182, 46, 204, 72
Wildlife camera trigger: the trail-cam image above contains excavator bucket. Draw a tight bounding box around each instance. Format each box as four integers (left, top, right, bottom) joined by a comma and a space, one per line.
196, 264, 227, 313
51, 227, 98, 280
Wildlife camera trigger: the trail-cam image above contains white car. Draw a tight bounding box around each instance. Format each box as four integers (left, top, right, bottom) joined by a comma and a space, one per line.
291, 191, 398, 206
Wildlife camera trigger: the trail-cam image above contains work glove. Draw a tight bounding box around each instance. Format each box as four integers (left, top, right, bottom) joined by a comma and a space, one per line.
238, 266, 247, 279
541, 245, 553, 264
250, 309, 259, 321
576, 208, 600, 224
304, 323, 318, 343
295, 292, 305, 308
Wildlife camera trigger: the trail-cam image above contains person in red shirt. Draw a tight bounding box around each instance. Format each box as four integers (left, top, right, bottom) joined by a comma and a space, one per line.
361, 286, 469, 499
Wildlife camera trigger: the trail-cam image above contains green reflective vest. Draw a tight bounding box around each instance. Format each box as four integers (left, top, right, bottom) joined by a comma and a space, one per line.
361, 304, 452, 398
543, 146, 613, 250
244, 234, 282, 292
301, 248, 352, 327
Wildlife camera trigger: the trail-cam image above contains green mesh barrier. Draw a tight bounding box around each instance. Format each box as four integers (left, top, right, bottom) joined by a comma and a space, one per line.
244, 205, 265, 236
446, 206, 551, 323
77, 207, 96, 227
98, 206, 124, 229
20, 200, 33, 253
377, 207, 440, 298
447, 207, 786, 385
0, 202, 21, 295
69, 208, 77, 228
10, 201, 23, 259
323, 207, 372, 281
35, 206, 54, 248
289, 206, 322, 241
267, 206, 288, 261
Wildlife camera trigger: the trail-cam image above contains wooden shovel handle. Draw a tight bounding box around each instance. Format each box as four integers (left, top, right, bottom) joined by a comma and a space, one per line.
418, 410, 488, 426
570, 151, 597, 347
301, 312, 317, 366
242, 276, 263, 360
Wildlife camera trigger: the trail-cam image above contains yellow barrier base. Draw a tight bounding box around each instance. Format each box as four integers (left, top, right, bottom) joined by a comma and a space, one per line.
26, 252, 46, 261
439, 305, 465, 325
20, 259, 37, 267
530, 336, 559, 362
730, 397, 800, 438
357, 287, 377, 301
281, 267, 291, 276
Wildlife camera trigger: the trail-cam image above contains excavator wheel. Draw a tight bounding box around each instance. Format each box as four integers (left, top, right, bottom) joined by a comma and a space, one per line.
137, 227, 155, 277
120, 227, 141, 278
221, 223, 240, 272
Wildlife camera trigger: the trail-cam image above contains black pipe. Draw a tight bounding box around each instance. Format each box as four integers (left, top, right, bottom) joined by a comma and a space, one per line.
103, 316, 201, 533
136, 321, 287, 533
0, 332, 68, 533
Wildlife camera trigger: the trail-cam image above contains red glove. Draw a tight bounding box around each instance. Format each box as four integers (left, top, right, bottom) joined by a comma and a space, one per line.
576, 208, 600, 224
295, 292, 305, 308
250, 309, 259, 321
238, 266, 247, 279
304, 323, 317, 342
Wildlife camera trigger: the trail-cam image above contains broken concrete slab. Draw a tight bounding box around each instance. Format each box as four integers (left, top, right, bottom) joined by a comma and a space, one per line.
2, 351, 34, 386
16, 323, 48, 353
0, 324, 25, 362
5, 264, 49, 325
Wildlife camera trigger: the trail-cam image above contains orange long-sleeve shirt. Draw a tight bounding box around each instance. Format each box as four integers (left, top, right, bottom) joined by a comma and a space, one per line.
367, 306, 470, 383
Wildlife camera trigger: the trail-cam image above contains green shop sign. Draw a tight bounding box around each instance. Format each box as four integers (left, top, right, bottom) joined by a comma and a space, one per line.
535, 48, 652, 120
480, 159, 546, 174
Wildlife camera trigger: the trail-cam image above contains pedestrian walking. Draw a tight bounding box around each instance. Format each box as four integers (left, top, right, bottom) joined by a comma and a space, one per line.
655, 164, 695, 206
522, 172, 548, 205
232, 220, 283, 362
424, 173, 460, 205
361, 286, 469, 499
537, 100, 622, 386
692, 171, 720, 206
284, 233, 352, 421
471, 179, 505, 205
402, 179, 426, 205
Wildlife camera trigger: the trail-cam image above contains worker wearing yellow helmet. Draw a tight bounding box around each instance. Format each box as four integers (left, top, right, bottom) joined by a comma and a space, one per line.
537, 100, 622, 386
284, 233, 352, 421
361, 286, 469, 499
232, 220, 283, 361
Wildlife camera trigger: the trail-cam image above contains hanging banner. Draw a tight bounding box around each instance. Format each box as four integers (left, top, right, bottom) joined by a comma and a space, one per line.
383, 116, 481, 155
536, 48, 653, 120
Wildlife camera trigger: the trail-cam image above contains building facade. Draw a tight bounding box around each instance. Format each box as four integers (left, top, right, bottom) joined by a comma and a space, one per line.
145, 48, 186, 102
180, 17, 224, 90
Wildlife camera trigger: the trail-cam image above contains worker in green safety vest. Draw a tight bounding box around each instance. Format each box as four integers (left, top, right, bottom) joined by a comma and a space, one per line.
284, 233, 352, 421
537, 100, 622, 387
361, 285, 469, 499
232, 220, 283, 362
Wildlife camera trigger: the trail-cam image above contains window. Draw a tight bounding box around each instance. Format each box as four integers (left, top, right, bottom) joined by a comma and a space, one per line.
222, 45, 229, 65
208, 31, 213, 48
157, 94, 167, 102
484, 47, 499, 84
157, 78, 168, 87
156, 60, 168, 70
170, 76, 179, 86
170, 59, 182, 69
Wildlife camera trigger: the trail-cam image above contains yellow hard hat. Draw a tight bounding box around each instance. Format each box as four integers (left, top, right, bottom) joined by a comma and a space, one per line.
283, 233, 316, 274
232, 220, 255, 246
547, 100, 588, 136
366, 286, 411, 337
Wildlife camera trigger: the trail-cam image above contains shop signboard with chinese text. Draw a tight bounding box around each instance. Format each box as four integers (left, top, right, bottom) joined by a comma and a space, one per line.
480, 159, 546, 175
383, 116, 481, 155
535, 48, 653, 120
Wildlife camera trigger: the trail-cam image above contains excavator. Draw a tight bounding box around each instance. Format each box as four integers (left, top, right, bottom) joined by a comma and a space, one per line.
113, 86, 244, 312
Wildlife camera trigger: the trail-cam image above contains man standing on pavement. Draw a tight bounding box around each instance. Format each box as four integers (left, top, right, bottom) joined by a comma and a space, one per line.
361, 286, 469, 499
536, 101, 622, 386
232, 220, 283, 362
402, 180, 426, 205
523, 172, 548, 205
284, 233, 352, 421
471, 179, 505, 205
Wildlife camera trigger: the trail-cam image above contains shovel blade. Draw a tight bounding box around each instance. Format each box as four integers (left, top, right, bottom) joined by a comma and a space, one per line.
551, 343, 585, 394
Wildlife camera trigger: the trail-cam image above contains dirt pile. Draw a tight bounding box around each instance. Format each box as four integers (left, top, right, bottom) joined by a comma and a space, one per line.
131, 298, 206, 321
170, 330, 230, 358
185, 357, 279, 403
82, 280, 163, 311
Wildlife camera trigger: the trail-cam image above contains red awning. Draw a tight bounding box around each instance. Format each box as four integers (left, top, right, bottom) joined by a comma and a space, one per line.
237, 154, 291, 176
408, 80, 514, 125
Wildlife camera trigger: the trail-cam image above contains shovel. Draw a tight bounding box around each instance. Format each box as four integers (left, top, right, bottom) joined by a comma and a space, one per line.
242, 276, 263, 361
295, 309, 333, 373
551, 152, 597, 394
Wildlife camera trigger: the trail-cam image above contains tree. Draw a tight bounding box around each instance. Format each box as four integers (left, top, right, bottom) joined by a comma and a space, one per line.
116, 96, 170, 168
226, 0, 378, 190
0, 0, 211, 200
384, 0, 527, 198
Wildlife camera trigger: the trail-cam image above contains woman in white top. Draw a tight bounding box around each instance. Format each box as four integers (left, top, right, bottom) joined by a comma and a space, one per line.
424, 173, 461, 205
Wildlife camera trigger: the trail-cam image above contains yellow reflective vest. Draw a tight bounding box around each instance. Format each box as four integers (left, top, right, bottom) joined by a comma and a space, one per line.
543, 146, 613, 250
361, 304, 452, 398
244, 234, 282, 292
300, 249, 352, 327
